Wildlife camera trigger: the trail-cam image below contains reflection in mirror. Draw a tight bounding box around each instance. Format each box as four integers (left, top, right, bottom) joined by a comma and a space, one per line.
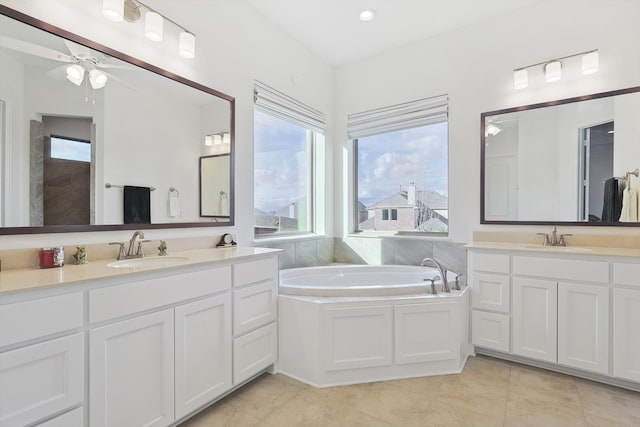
0, 7, 234, 234
481, 86, 640, 225
200, 154, 231, 218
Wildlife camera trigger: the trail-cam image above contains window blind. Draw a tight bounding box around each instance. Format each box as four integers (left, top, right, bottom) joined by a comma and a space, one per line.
347, 94, 448, 139
253, 80, 326, 134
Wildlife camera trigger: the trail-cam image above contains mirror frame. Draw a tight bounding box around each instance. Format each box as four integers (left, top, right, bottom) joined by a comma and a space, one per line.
480, 85, 640, 226
0, 5, 235, 235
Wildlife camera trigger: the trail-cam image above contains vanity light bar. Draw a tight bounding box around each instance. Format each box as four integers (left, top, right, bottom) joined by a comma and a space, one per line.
102, 0, 195, 58
513, 49, 598, 90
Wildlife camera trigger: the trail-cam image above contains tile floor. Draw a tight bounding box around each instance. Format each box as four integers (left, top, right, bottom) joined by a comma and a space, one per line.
179, 355, 640, 427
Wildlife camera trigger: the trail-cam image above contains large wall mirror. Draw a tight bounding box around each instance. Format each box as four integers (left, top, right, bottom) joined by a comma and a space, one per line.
481, 86, 640, 226
0, 6, 234, 234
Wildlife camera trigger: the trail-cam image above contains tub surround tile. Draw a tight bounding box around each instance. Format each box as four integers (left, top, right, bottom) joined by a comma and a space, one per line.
334, 237, 365, 264
393, 239, 434, 265
317, 238, 335, 265
432, 241, 466, 275
267, 242, 296, 269
294, 239, 318, 267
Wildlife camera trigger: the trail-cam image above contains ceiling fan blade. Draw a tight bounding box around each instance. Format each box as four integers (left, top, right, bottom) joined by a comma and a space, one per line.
0, 35, 73, 62
97, 62, 135, 70
44, 64, 70, 81
64, 39, 93, 59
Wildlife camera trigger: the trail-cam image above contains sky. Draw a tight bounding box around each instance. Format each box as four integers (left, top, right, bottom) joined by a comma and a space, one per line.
254, 110, 311, 213
254, 112, 448, 213
357, 122, 448, 207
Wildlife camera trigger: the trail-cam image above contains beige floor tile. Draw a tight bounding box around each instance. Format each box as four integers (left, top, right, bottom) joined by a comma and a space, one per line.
387, 374, 445, 394
178, 401, 263, 426
576, 379, 640, 426
223, 374, 303, 419
463, 354, 513, 381
508, 366, 581, 407
354, 381, 430, 427
421, 403, 504, 427
504, 393, 588, 427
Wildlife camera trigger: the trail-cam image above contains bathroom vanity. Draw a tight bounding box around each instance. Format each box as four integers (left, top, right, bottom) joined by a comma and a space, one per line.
468, 241, 640, 390
0, 247, 279, 427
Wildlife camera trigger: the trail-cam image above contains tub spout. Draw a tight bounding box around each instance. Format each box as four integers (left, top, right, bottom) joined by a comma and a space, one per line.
420, 257, 450, 293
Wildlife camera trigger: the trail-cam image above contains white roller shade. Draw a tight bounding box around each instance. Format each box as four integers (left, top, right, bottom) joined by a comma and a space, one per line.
254, 80, 326, 134
347, 94, 448, 139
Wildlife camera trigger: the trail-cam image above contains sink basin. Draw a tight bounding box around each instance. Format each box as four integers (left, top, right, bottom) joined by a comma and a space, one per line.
107, 256, 189, 269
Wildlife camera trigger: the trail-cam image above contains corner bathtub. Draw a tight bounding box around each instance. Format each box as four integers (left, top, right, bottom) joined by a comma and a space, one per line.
280, 264, 456, 297
277, 264, 470, 388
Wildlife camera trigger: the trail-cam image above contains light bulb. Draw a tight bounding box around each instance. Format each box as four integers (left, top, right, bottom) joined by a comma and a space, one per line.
89, 69, 108, 89
179, 32, 195, 58
102, 0, 124, 22
359, 9, 376, 22
513, 69, 528, 90
144, 11, 163, 41
205, 135, 213, 146
223, 133, 231, 144
545, 61, 562, 83
582, 51, 599, 75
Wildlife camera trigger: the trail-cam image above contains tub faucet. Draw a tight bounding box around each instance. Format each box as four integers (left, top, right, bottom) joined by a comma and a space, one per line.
420, 257, 450, 293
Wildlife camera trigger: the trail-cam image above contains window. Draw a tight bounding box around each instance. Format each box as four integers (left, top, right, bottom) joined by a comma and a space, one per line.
253, 81, 325, 236
350, 95, 448, 234
50, 136, 91, 162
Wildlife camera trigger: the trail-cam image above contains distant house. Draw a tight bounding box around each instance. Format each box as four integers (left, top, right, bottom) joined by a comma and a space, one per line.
359, 183, 448, 232
254, 197, 308, 234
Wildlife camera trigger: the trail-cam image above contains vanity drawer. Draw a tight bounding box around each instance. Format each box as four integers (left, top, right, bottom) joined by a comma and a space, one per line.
90, 266, 231, 323
233, 281, 277, 336
513, 256, 608, 283
613, 263, 640, 287
470, 252, 509, 274
0, 292, 83, 348
471, 273, 510, 313
233, 256, 278, 288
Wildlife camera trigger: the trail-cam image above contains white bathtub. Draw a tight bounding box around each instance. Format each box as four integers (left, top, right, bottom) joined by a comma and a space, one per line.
278, 264, 470, 387
279, 264, 458, 297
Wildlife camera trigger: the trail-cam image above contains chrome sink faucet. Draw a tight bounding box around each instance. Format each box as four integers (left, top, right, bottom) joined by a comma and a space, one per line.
420, 257, 450, 293
537, 226, 572, 246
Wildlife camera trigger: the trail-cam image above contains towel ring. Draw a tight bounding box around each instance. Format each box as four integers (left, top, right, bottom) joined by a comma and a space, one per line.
169, 187, 180, 197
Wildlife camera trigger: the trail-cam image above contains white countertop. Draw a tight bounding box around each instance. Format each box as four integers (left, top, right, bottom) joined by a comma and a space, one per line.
0, 247, 280, 296
465, 241, 640, 258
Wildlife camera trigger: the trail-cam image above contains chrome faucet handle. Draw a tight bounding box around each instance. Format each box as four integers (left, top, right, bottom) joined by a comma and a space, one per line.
558, 234, 572, 247
109, 242, 126, 260
424, 278, 438, 295
537, 233, 550, 246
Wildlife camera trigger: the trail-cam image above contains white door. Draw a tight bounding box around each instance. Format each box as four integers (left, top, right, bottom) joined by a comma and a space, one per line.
484, 154, 518, 220
0, 334, 84, 427
613, 288, 640, 381
512, 278, 557, 363
395, 302, 459, 364
175, 294, 232, 419
90, 310, 174, 427
558, 282, 609, 374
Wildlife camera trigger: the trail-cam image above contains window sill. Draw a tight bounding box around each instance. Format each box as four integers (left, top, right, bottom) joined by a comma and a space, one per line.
252, 233, 329, 245
347, 231, 450, 241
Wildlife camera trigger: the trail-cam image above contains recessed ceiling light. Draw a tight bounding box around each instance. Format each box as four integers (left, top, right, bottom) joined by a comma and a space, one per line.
359, 9, 376, 22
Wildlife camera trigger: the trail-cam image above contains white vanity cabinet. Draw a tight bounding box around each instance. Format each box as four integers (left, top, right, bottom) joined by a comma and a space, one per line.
613, 263, 640, 382
0, 293, 84, 427
468, 246, 637, 388
0, 248, 280, 427
231, 257, 278, 385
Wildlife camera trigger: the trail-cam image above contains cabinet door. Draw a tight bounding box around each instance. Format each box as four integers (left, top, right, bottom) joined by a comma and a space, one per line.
90, 310, 174, 427
471, 310, 510, 352
0, 334, 84, 427
321, 306, 392, 371
395, 302, 459, 364
35, 407, 83, 427
175, 294, 232, 419
613, 288, 640, 381
558, 282, 609, 374
512, 278, 557, 363
471, 273, 510, 313
233, 322, 277, 385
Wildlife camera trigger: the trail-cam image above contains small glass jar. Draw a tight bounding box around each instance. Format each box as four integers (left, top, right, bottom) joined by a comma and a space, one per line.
39, 247, 64, 268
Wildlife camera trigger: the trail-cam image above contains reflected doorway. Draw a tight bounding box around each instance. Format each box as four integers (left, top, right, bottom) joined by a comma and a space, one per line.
578, 121, 614, 222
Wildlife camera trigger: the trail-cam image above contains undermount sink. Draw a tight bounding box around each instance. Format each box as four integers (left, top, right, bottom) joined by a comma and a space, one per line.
107, 256, 189, 269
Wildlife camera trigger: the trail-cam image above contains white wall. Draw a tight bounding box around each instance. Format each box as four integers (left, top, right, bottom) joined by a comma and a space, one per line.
334, 0, 640, 242
0, 0, 334, 248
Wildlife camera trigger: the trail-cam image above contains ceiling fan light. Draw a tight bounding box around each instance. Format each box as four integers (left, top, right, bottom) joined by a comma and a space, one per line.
144, 11, 164, 42
545, 61, 562, 83
359, 9, 376, 22
89, 69, 108, 89
179, 31, 195, 58
103, 0, 124, 22
582, 51, 599, 75
513, 69, 528, 90
66, 64, 85, 86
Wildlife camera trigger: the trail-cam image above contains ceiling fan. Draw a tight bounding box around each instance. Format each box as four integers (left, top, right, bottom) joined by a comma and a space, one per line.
0, 35, 131, 89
